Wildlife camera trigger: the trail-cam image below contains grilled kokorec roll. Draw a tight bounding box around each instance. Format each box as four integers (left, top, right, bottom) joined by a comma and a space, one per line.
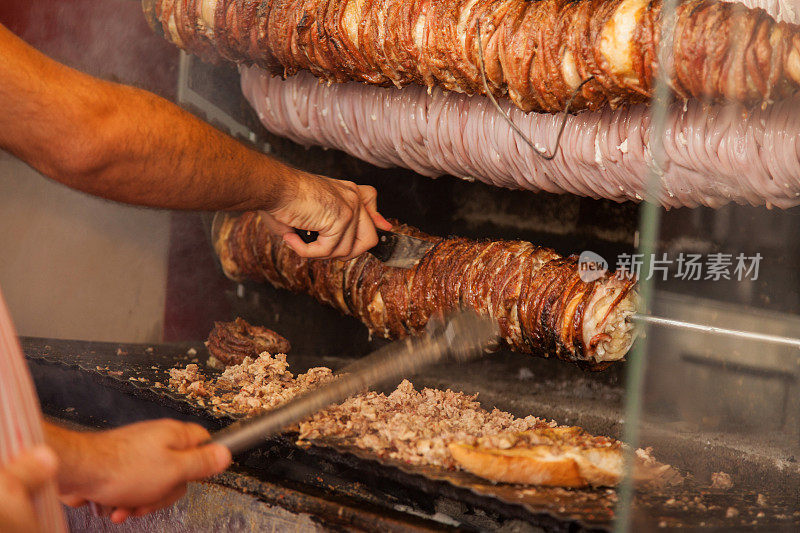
213, 212, 638, 369
144, 0, 800, 112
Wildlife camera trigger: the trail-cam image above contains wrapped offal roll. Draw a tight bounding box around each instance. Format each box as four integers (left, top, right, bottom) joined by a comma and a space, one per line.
213, 212, 638, 370
144, 0, 800, 112
242, 67, 800, 209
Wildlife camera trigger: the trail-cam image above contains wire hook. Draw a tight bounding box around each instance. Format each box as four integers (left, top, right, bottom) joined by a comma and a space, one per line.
475, 21, 594, 161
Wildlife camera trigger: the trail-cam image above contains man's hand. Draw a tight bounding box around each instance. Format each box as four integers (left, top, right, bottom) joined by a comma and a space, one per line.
0, 446, 59, 533
46, 419, 231, 524
262, 173, 393, 260
0, 24, 391, 260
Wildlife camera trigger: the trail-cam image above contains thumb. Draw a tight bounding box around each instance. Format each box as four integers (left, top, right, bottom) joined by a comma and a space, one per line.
258, 211, 294, 237
282, 231, 310, 255
5, 445, 58, 492
177, 444, 231, 481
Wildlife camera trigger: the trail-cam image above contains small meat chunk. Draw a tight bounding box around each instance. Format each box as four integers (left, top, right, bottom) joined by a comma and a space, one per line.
206, 317, 291, 366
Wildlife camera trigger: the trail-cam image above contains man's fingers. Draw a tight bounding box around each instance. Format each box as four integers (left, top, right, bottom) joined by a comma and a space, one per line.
371, 212, 393, 231
282, 202, 354, 259
284, 199, 377, 260
131, 485, 187, 517
327, 195, 360, 259
281, 232, 307, 254
110, 508, 133, 524
4, 446, 58, 492
177, 443, 231, 481
165, 421, 211, 450
271, 175, 390, 260
357, 185, 378, 211
329, 203, 360, 259
60, 495, 88, 508
283, 232, 337, 258
346, 207, 379, 259
357, 185, 392, 230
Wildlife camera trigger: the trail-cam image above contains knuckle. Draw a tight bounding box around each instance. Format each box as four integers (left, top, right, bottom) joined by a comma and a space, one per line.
343, 192, 359, 206
197, 450, 216, 477
340, 183, 358, 196
164, 418, 184, 431
186, 422, 209, 441
173, 422, 194, 447
61, 495, 87, 508
160, 418, 183, 430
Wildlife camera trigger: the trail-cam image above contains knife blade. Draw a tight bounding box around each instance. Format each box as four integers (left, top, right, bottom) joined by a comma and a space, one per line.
294, 227, 434, 269
211, 309, 499, 455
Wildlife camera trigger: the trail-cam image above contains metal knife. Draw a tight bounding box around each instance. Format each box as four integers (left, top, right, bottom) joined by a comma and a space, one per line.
211, 309, 499, 455
295, 227, 434, 269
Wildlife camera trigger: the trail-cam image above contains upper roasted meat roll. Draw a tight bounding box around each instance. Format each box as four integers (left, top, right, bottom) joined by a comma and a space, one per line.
144, 0, 800, 112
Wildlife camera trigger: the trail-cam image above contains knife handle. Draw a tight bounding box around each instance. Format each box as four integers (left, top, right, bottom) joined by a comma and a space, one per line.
368, 229, 396, 263
294, 228, 394, 261
294, 228, 318, 244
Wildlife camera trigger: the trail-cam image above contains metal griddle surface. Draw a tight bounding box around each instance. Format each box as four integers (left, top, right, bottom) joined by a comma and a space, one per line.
23, 337, 800, 532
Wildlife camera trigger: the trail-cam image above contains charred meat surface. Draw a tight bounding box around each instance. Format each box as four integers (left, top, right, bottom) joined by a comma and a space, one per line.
145, 0, 800, 112
213, 212, 638, 369
206, 317, 291, 367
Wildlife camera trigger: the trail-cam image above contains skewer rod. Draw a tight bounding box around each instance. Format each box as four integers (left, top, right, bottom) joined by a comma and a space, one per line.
632, 313, 800, 349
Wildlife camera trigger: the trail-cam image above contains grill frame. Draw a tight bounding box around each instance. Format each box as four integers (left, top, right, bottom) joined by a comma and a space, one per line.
25, 336, 800, 531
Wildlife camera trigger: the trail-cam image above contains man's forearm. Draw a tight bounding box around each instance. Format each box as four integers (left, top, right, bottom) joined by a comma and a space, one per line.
0, 24, 296, 211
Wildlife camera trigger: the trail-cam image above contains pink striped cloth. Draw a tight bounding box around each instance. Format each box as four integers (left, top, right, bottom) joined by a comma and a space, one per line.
0, 287, 67, 531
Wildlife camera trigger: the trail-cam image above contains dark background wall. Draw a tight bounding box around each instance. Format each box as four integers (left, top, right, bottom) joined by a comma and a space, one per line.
0, 0, 177, 97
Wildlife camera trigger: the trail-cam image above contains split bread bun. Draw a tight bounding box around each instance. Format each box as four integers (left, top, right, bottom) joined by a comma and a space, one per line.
449, 426, 674, 487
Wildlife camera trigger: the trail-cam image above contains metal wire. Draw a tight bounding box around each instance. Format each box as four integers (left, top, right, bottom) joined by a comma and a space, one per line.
475, 21, 594, 161
633, 313, 800, 349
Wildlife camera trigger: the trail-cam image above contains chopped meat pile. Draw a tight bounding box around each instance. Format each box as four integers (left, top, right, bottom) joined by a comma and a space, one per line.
299, 380, 550, 468
474, 425, 621, 451
169, 352, 331, 415
168, 352, 548, 468
711, 471, 734, 490
205, 317, 291, 367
